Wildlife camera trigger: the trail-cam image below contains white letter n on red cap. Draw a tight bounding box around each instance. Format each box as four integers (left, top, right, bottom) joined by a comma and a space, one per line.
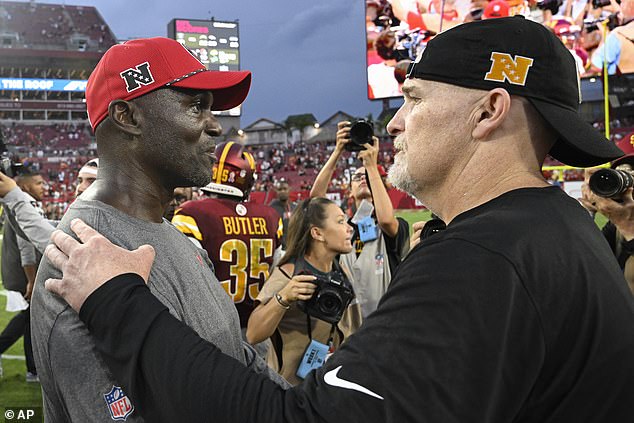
120, 62, 155, 92
484, 52, 534, 86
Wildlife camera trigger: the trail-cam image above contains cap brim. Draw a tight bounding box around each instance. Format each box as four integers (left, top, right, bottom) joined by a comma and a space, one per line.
528, 98, 624, 167
171, 70, 251, 111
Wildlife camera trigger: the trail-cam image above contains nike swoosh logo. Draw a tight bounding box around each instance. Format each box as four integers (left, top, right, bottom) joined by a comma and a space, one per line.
323, 366, 384, 400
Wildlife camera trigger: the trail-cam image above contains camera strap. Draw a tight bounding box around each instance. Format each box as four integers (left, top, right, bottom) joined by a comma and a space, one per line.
305, 313, 336, 351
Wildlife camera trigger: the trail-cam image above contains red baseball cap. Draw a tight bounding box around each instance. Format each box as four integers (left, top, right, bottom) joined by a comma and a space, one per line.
86, 37, 252, 130
483, 0, 510, 19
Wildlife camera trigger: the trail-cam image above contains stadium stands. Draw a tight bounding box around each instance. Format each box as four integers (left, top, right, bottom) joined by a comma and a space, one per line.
0, 1, 116, 51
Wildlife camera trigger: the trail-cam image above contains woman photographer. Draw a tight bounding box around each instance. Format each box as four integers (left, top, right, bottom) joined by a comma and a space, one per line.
246, 197, 362, 385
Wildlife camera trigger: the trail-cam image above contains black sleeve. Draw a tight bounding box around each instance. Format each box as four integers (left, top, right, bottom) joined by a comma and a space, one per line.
601, 221, 617, 253
601, 221, 634, 268
383, 217, 410, 274
79, 236, 544, 423
78, 274, 324, 423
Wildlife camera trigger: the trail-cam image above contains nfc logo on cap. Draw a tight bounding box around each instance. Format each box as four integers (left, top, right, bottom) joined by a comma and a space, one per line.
484, 52, 534, 86
120, 62, 155, 93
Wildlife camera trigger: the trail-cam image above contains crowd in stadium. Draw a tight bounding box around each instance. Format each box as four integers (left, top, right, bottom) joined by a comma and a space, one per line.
0, 1, 116, 50
2, 114, 631, 215
366, 0, 634, 99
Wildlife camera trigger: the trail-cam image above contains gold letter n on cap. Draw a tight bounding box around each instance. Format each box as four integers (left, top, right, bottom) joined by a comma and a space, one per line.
484, 52, 534, 86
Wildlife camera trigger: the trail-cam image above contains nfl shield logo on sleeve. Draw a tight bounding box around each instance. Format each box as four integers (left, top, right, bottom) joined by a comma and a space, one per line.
104, 386, 135, 421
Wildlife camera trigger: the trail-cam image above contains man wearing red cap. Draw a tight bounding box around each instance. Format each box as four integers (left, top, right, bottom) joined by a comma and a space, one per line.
482, 0, 510, 19
30, 37, 285, 422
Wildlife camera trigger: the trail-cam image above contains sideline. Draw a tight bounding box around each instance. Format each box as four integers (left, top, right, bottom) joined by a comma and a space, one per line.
1, 281, 28, 360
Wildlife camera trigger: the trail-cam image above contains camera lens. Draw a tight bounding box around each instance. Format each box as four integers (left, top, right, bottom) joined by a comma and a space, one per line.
589, 168, 634, 198
350, 121, 373, 145
346, 120, 374, 152
318, 291, 343, 315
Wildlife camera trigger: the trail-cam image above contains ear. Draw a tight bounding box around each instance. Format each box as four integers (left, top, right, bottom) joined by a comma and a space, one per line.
107, 100, 142, 137
310, 226, 325, 243
471, 88, 511, 140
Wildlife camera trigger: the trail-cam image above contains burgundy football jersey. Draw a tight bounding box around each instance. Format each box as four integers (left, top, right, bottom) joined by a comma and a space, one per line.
172, 198, 282, 327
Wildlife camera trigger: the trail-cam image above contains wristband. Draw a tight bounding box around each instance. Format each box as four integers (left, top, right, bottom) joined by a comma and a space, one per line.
274, 293, 290, 310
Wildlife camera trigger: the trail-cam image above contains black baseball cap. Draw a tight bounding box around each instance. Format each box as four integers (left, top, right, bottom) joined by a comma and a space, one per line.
406, 16, 623, 167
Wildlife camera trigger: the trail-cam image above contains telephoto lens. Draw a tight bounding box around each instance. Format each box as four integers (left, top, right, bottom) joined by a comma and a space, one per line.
589, 168, 634, 199
345, 120, 374, 152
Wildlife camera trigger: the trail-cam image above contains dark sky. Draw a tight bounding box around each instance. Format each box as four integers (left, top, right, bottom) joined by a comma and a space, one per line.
37, 0, 403, 126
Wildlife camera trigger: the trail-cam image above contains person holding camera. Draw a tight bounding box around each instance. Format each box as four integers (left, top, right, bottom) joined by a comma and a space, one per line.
581, 134, 634, 295
311, 121, 409, 318
246, 197, 362, 385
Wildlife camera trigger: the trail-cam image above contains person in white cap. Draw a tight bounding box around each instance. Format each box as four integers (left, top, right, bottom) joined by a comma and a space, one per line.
75, 158, 99, 197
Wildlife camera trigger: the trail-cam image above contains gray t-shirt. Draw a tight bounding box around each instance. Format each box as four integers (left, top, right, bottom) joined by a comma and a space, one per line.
31, 198, 245, 422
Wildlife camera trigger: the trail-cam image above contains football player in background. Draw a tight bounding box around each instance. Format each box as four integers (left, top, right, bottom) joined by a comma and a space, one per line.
172, 142, 283, 355
75, 158, 99, 197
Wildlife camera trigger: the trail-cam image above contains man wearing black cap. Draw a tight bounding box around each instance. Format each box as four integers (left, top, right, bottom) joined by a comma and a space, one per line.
30, 37, 286, 423
42, 18, 634, 422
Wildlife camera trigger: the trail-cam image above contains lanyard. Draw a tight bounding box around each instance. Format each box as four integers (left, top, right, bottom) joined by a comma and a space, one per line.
306, 313, 336, 351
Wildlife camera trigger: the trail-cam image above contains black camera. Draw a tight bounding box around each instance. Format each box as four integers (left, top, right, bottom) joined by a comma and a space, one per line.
592, 0, 611, 8
345, 119, 374, 152
536, 0, 563, 14
0, 130, 22, 177
589, 168, 634, 199
298, 271, 354, 325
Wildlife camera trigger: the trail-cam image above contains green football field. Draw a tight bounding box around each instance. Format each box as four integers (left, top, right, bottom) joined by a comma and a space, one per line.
0, 293, 43, 416
0, 208, 608, 415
